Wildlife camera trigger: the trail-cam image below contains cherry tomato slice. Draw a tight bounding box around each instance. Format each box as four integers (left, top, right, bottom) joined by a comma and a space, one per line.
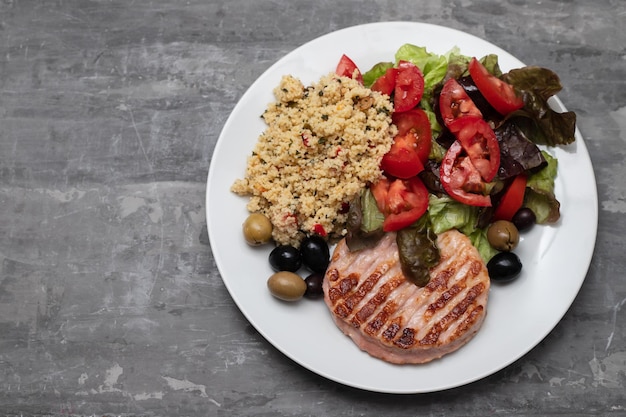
371, 67, 398, 96
393, 61, 424, 113
439, 78, 483, 127
468, 57, 524, 115
440, 140, 492, 207
493, 174, 527, 221
371, 176, 429, 232
335, 54, 363, 84
447, 116, 500, 183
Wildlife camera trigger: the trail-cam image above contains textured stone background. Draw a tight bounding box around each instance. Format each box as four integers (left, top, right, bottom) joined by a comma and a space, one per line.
0, 0, 625, 416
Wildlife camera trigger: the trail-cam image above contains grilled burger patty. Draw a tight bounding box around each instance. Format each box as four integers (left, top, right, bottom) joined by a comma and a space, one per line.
322, 229, 490, 364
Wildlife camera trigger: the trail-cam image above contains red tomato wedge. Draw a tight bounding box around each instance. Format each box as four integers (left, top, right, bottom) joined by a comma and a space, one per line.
392, 108, 432, 163
493, 174, 527, 221
439, 78, 483, 127
440, 140, 492, 207
447, 116, 500, 183
371, 67, 398, 96
468, 57, 524, 115
380, 132, 425, 179
370, 176, 429, 232
393, 61, 424, 113
380, 108, 432, 178
392, 108, 432, 151
335, 54, 363, 84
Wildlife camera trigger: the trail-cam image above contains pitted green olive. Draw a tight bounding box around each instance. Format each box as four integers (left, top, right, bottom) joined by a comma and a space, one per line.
487, 220, 520, 251
242, 213, 273, 246
267, 271, 306, 301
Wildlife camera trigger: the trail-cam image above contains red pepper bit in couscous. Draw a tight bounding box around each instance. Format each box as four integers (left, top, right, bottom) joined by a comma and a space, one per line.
231, 73, 396, 247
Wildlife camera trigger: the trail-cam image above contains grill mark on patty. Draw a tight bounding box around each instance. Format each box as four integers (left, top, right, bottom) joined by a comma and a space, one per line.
351, 274, 404, 327
346, 269, 384, 309
382, 317, 402, 341
425, 268, 454, 292
327, 268, 339, 282
452, 304, 484, 340
469, 260, 484, 276
394, 328, 416, 349
419, 282, 486, 346
424, 283, 464, 320
328, 273, 359, 304
364, 299, 399, 336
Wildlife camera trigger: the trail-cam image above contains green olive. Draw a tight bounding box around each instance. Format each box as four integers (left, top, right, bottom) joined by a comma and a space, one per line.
487, 220, 520, 252
267, 271, 306, 301
242, 213, 273, 246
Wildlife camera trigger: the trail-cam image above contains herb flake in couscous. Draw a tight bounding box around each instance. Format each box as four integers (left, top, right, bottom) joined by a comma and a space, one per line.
231, 73, 396, 246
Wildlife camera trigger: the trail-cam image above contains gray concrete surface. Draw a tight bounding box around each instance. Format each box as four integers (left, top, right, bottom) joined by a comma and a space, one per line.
0, 0, 625, 416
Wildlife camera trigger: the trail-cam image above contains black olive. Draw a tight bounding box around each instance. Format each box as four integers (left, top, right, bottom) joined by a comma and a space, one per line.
304, 272, 325, 299
512, 207, 536, 232
269, 245, 302, 272
299, 235, 330, 273
487, 252, 522, 283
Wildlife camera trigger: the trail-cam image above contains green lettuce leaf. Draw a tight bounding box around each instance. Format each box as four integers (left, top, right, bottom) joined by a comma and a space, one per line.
345, 189, 385, 252
362, 61, 394, 88
479, 54, 502, 77
468, 228, 500, 263
361, 188, 385, 232
427, 195, 480, 235
427, 195, 498, 262
443, 47, 471, 79
524, 151, 561, 223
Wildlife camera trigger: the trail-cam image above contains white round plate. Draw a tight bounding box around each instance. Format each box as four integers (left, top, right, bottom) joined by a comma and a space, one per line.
206, 22, 598, 393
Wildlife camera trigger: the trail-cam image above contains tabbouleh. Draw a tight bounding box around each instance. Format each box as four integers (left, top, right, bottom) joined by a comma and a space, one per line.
231, 73, 396, 246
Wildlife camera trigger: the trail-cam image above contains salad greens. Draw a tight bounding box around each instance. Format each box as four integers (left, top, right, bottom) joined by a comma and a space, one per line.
345, 189, 385, 252
351, 43, 575, 265
394, 44, 449, 95
362, 62, 394, 87
428, 194, 479, 236
396, 216, 440, 287
502, 66, 577, 147
428, 194, 498, 262
495, 122, 547, 179
524, 151, 561, 224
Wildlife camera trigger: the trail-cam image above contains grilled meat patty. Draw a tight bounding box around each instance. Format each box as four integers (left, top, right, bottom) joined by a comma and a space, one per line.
323, 229, 490, 364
